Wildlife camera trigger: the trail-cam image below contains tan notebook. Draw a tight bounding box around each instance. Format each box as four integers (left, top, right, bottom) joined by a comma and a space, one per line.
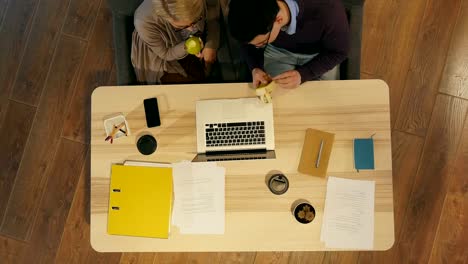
298, 129, 335, 177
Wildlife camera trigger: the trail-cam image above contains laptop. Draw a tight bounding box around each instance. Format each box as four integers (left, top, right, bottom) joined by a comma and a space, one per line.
193, 98, 276, 162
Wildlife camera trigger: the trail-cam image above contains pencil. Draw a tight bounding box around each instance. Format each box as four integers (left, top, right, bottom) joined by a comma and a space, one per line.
316, 139, 324, 168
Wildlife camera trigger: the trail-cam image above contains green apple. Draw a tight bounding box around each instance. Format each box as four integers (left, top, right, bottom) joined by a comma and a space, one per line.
185, 36, 203, 55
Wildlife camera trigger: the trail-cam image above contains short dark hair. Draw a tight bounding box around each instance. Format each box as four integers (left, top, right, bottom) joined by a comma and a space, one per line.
228, 0, 280, 43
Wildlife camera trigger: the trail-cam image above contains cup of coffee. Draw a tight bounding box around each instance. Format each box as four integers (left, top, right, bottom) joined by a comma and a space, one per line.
291, 199, 315, 224
267, 174, 289, 195
136, 134, 157, 155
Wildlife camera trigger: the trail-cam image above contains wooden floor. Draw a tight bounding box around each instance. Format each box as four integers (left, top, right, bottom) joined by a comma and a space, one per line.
0, 0, 467, 263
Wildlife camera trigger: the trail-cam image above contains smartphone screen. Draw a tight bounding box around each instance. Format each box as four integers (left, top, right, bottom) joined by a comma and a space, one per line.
143, 98, 161, 128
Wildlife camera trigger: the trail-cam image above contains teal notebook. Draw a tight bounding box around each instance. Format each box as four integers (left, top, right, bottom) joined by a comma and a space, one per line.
353, 138, 375, 171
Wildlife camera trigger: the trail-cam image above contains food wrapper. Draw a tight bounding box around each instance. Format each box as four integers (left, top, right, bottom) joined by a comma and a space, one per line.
255, 82, 275, 104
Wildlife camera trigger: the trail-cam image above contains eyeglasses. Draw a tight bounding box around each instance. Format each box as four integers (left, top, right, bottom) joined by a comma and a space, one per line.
253, 22, 274, 49
174, 16, 204, 32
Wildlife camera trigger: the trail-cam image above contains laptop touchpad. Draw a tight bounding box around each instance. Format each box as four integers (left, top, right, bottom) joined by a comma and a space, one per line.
222, 101, 246, 119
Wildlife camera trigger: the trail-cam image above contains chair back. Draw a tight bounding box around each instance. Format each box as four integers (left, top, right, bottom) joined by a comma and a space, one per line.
107, 0, 144, 16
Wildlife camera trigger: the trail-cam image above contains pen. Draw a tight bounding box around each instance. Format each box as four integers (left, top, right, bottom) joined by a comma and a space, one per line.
316, 139, 324, 168
105, 122, 127, 144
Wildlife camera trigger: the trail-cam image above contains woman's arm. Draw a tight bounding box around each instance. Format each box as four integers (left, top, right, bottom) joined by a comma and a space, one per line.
134, 13, 188, 61
204, 0, 220, 50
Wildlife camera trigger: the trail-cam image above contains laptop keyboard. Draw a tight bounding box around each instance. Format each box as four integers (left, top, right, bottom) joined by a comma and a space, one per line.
205, 121, 265, 147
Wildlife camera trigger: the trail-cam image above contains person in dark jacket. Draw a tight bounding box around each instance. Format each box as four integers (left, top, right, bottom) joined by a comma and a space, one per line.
228, 0, 349, 88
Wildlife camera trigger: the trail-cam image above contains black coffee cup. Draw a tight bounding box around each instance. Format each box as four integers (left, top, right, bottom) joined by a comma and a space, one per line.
136, 134, 157, 155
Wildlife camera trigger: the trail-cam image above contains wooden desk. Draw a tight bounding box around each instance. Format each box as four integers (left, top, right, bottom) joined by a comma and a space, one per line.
90, 80, 394, 252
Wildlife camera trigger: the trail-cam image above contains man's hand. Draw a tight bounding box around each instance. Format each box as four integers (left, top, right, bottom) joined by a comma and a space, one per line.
273, 70, 301, 89
252, 68, 272, 88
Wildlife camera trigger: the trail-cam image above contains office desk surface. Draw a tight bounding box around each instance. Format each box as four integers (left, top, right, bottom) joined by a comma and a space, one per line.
90, 80, 394, 252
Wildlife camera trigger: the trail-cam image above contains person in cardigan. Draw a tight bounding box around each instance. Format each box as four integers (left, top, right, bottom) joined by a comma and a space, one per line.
228, 0, 350, 89
131, 0, 220, 84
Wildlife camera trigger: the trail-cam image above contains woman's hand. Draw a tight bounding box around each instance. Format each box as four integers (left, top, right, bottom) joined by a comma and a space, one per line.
195, 48, 216, 75
201, 48, 217, 64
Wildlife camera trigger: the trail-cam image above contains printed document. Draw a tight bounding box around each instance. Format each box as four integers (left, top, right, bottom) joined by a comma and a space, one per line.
321, 177, 375, 249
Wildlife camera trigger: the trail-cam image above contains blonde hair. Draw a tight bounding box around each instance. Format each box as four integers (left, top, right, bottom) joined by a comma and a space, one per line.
153, 0, 204, 22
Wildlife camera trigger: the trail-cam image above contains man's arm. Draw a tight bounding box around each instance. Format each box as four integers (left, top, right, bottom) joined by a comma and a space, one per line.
240, 44, 265, 71
296, 2, 350, 81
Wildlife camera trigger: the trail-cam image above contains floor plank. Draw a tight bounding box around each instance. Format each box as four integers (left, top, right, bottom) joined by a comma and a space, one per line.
397, 94, 468, 263
0, 36, 86, 241
218, 252, 256, 264
254, 252, 290, 264
388, 132, 425, 238
153, 253, 189, 264
184, 253, 221, 264
85, 250, 122, 264
120, 253, 157, 264
0, 101, 36, 223
62, 0, 102, 40
358, 252, 389, 264
438, 0, 468, 99
359, 71, 374, 80
0, 0, 38, 125
62, 4, 115, 144
361, 0, 395, 75
20, 139, 87, 264
0, 236, 27, 264
107, 63, 118, 86
428, 114, 468, 264
288, 252, 324, 264
361, 0, 427, 127
322, 252, 359, 264
9, 0, 72, 106
429, 189, 467, 264
358, 131, 425, 263
55, 151, 92, 264
395, 0, 462, 136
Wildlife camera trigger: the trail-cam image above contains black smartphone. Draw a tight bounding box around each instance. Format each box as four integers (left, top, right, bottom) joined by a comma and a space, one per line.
143, 97, 161, 128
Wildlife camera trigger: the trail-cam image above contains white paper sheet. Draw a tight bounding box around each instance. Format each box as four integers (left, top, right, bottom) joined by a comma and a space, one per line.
172, 161, 225, 234
321, 177, 375, 249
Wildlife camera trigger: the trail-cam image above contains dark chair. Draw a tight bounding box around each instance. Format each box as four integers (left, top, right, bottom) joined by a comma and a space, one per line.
341, 0, 365, 80
106, 0, 365, 84
107, 0, 143, 85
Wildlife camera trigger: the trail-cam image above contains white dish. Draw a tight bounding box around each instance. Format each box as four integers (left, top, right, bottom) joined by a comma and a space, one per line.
103, 114, 130, 140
